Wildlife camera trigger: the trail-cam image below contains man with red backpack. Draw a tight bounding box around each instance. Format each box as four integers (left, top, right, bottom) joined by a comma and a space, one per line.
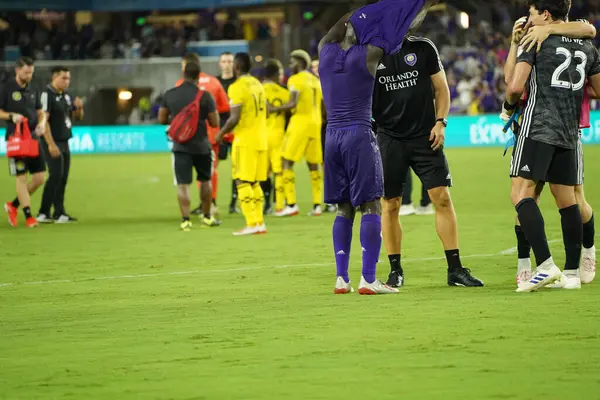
159, 61, 220, 231
1, 57, 54, 228
175, 53, 231, 218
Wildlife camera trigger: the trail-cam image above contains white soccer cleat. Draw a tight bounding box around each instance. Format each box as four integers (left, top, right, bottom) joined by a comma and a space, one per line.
516, 269, 533, 291
275, 205, 299, 217
307, 205, 323, 216
515, 259, 562, 293
334, 276, 354, 294
358, 276, 399, 295
255, 224, 267, 235
399, 204, 416, 216
232, 226, 259, 236
546, 270, 581, 290
415, 204, 435, 215
580, 246, 596, 284
36, 214, 54, 224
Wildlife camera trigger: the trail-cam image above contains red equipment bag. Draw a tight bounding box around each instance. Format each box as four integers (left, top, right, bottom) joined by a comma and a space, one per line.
167, 89, 205, 144
6, 118, 39, 158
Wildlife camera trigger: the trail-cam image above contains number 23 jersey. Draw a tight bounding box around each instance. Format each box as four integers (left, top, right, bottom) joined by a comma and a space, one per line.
517, 36, 600, 149
228, 75, 268, 150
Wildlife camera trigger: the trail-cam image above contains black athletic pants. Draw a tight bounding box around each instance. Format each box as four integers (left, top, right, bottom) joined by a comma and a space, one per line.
40, 140, 70, 217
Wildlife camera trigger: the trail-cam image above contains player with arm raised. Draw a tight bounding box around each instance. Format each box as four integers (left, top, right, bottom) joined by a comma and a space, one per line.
504, 0, 600, 292
270, 50, 323, 217
319, 0, 439, 295
504, 14, 598, 289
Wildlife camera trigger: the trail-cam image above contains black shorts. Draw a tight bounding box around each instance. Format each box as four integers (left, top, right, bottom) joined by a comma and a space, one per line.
510, 136, 581, 186
8, 155, 46, 177
378, 133, 451, 199
172, 152, 213, 185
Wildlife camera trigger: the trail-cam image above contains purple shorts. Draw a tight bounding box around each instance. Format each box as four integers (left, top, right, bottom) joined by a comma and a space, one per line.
324, 125, 384, 207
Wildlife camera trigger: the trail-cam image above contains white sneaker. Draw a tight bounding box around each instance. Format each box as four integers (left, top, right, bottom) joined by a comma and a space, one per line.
516, 269, 533, 291
36, 214, 54, 224
399, 204, 416, 216
515, 258, 562, 292
415, 204, 435, 215
275, 205, 299, 217
256, 224, 267, 234
211, 203, 220, 219
232, 226, 258, 236
308, 205, 323, 216
547, 270, 581, 289
334, 276, 354, 294
358, 276, 399, 295
580, 246, 596, 284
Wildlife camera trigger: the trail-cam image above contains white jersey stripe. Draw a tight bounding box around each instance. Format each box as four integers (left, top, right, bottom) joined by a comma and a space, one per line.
406, 36, 444, 70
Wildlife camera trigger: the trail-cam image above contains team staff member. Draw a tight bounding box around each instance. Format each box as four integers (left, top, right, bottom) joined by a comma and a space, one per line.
262, 59, 290, 213
159, 62, 220, 231
216, 52, 268, 236
372, 36, 483, 288
216, 51, 239, 215
175, 53, 230, 218
270, 50, 323, 217
37, 66, 84, 224
2, 57, 51, 228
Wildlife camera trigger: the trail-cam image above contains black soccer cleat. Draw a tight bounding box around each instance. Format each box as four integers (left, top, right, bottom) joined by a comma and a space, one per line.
386, 270, 405, 288
191, 206, 203, 215
448, 267, 484, 287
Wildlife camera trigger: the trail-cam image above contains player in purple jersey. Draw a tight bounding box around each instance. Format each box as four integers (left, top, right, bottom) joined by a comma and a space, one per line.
318, 0, 438, 295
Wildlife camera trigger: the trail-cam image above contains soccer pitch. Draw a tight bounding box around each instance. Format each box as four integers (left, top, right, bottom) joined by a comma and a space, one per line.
1, 147, 600, 399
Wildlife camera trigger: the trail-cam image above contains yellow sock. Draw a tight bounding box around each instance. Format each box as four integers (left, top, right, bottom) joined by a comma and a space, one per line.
283, 169, 297, 205
252, 183, 264, 226
237, 183, 256, 227
310, 170, 322, 206
274, 174, 285, 211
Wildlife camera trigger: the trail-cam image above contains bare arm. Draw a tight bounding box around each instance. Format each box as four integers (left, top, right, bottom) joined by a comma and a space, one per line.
158, 107, 169, 125
318, 12, 352, 53
216, 105, 241, 143
431, 70, 450, 119
506, 62, 532, 105
589, 75, 600, 101
588, 85, 599, 99
270, 91, 299, 113
207, 111, 219, 128
521, 21, 597, 52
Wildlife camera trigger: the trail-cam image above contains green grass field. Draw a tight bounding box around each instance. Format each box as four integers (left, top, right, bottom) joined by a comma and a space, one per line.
1, 147, 600, 399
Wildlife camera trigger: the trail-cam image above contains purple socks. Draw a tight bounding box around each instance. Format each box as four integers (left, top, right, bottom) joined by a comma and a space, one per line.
360, 214, 382, 283
333, 216, 353, 282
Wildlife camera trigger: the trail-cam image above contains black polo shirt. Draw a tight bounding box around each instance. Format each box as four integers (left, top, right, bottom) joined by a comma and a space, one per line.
0, 78, 41, 139
41, 85, 74, 141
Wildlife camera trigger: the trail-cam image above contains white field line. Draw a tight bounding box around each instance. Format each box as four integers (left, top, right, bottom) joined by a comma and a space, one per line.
0, 242, 558, 289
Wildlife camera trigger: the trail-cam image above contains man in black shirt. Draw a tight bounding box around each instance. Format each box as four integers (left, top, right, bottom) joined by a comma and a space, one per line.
37, 66, 84, 224
216, 51, 239, 214
159, 61, 220, 231
1, 57, 50, 228
372, 36, 483, 288
505, 0, 600, 292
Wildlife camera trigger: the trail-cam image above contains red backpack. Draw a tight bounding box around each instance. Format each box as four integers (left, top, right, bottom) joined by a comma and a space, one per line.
167, 89, 205, 144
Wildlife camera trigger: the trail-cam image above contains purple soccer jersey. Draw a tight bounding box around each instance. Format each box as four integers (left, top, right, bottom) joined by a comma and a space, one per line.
348, 0, 426, 55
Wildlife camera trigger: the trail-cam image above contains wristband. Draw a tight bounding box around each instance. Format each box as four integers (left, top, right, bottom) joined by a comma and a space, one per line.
503, 101, 517, 111
436, 118, 448, 127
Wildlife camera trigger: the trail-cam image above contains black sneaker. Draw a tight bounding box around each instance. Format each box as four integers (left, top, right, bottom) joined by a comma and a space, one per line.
325, 204, 337, 213
448, 267, 484, 287
191, 206, 203, 215
229, 204, 240, 214
386, 270, 405, 288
